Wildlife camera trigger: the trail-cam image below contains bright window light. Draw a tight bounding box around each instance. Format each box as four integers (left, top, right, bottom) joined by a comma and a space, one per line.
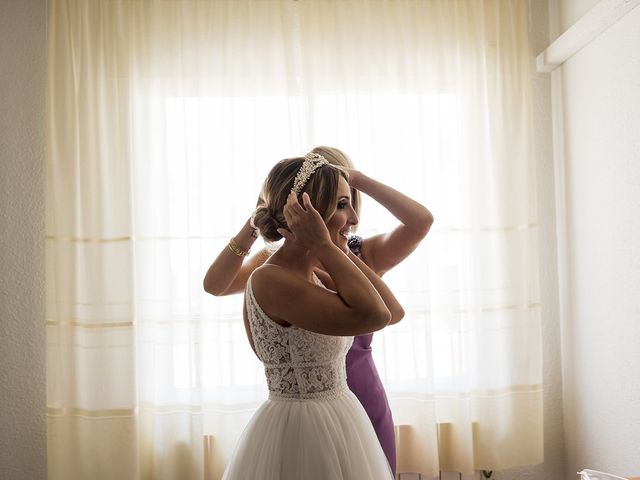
141, 92, 463, 390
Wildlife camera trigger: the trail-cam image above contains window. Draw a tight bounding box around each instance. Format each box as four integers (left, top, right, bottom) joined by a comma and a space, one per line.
132, 91, 463, 395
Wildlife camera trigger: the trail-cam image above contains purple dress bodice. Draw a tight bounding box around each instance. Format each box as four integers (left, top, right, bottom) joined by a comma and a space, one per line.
346, 236, 396, 474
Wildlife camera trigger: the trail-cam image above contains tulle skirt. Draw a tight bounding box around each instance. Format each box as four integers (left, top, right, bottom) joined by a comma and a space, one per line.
222, 389, 394, 480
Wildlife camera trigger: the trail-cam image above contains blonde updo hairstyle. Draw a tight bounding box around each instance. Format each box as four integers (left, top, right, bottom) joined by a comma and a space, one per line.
252, 156, 349, 243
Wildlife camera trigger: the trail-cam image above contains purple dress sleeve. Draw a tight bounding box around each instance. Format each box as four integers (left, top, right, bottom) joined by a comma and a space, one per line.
346, 235, 397, 474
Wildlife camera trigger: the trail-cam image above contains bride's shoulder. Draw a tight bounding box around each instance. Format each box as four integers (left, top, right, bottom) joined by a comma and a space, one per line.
251, 264, 320, 303
250, 264, 296, 296
251, 263, 286, 282
249, 264, 298, 327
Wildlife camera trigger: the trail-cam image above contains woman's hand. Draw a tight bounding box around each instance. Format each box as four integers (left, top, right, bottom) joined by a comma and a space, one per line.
341, 167, 361, 189
278, 192, 331, 251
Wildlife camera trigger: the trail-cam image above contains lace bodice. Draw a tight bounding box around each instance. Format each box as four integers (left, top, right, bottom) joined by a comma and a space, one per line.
245, 273, 354, 401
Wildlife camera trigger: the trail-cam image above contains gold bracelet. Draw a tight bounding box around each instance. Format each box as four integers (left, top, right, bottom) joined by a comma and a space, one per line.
228, 237, 250, 257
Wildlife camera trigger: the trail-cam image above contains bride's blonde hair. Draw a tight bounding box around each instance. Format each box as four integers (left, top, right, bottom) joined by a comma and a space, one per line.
252, 156, 348, 243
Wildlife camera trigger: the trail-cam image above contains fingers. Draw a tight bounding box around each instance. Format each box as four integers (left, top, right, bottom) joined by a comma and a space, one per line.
283, 192, 300, 223
277, 228, 295, 242
300, 193, 322, 219
283, 192, 308, 221
282, 191, 322, 235
280, 194, 303, 244
301, 192, 313, 210
290, 191, 307, 212
285, 191, 317, 211
281, 195, 300, 235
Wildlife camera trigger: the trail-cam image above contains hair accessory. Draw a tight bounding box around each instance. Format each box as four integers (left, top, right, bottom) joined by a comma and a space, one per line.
291, 152, 329, 194
228, 237, 250, 257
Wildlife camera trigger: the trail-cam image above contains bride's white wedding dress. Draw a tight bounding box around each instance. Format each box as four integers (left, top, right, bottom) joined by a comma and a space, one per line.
223, 273, 394, 480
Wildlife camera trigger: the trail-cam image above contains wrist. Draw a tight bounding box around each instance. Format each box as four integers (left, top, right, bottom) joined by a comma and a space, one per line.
233, 220, 258, 249
347, 249, 365, 267
228, 237, 250, 257
348, 170, 362, 190
309, 239, 336, 256
245, 217, 258, 234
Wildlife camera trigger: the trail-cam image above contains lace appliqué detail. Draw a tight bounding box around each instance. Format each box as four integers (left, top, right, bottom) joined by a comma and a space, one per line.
246, 273, 353, 401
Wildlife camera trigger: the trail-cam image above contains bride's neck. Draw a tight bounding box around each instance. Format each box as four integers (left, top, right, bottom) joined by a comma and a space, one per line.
269, 242, 319, 280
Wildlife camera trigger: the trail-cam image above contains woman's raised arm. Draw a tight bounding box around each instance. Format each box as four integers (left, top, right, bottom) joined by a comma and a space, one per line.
203, 218, 272, 296
347, 169, 434, 276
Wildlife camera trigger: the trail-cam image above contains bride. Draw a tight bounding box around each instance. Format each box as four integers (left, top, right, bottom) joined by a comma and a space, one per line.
222, 153, 403, 479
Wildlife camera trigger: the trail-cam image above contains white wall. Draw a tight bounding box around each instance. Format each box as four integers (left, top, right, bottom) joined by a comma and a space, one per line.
0, 1, 47, 479
557, 1, 640, 478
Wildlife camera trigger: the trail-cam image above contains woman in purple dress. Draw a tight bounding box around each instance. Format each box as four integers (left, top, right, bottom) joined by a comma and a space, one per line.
204, 147, 433, 474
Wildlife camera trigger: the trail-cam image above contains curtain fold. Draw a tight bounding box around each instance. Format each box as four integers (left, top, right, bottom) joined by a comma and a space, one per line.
47, 1, 542, 478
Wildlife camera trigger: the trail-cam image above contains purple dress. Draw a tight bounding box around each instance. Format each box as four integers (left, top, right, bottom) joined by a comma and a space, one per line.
346, 236, 397, 474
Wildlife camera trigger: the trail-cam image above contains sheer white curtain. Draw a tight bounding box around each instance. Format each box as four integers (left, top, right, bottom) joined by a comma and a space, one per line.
46, 1, 541, 478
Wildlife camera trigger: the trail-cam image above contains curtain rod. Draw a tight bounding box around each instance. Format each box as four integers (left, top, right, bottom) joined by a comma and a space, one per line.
536, 0, 640, 73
